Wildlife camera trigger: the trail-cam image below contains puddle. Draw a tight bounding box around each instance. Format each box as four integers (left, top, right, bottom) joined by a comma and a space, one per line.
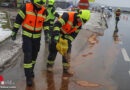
82, 52, 93, 57
75, 81, 101, 87
88, 33, 99, 45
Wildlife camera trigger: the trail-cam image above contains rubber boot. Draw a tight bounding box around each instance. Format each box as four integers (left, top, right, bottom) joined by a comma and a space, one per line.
47, 64, 53, 72
31, 64, 35, 78
26, 77, 33, 87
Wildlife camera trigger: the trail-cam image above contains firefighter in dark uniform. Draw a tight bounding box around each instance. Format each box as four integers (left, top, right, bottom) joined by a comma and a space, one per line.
11, 0, 48, 86
115, 8, 121, 28
46, 10, 91, 76
44, 0, 59, 43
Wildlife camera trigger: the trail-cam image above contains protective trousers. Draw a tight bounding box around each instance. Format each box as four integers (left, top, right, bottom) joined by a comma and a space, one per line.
47, 37, 72, 70
44, 19, 54, 43
115, 17, 120, 27
22, 36, 41, 78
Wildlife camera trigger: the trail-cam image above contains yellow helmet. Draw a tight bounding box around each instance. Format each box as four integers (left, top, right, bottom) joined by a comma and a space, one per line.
48, 0, 55, 6
78, 10, 91, 23
34, 0, 46, 6
118, 8, 120, 10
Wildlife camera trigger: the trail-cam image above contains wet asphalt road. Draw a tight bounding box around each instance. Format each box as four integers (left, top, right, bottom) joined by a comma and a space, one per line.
1, 12, 130, 90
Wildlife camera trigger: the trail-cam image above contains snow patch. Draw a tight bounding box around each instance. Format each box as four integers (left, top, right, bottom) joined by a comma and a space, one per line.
0, 12, 12, 43
0, 28, 12, 43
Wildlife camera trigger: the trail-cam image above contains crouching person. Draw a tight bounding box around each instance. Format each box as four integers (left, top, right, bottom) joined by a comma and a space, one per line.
46, 10, 91, 76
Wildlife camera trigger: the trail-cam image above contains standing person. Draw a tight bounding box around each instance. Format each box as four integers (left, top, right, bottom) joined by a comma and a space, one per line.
11, 0, 47, 86
46, 10, 91, 76
44, 0, 59, 43
115, 8, 121, 27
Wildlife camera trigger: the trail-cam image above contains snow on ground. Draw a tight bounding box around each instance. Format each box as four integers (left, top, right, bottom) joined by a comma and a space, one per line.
0, 12, 12, 43
0, 27, 12, 43
83, 12, 106, 32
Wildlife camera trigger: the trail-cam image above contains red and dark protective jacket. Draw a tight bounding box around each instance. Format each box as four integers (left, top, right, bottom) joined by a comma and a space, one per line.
115, 10, 121, 17
54, 12, 82, 42
61, 12, 82, 34
12, 3, 48, 39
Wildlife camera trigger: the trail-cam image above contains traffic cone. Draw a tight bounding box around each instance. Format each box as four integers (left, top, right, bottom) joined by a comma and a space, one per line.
123, 16, 125, 20
126, 16, 128, 21
0, 75, 5, 85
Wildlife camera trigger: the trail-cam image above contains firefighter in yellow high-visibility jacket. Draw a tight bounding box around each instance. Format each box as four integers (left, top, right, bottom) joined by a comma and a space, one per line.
46, 10, 91, 76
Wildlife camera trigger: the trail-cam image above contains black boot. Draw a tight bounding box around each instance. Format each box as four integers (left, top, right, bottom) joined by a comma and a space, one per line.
26, 77, 33, 87
31, 71, 35, 78
47, 64, 53, 72
31, 64, 35, 78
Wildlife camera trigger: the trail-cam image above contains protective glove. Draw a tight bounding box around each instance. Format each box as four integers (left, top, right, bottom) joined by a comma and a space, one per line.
11, 31, 16, 40
54, 35, 60, 43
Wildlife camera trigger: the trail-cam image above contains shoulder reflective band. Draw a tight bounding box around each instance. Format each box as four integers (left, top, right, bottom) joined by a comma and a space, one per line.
14, 23, 21, 28
18, 10, 25, 19
59, 18, 65, 26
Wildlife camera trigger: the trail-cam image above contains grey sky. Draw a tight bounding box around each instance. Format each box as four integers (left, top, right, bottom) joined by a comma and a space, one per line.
95, 0, 130, 7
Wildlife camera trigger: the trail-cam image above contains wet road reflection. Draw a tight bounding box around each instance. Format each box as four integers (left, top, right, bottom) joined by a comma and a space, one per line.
113, 26, 120, 42
46, 72, 56, 90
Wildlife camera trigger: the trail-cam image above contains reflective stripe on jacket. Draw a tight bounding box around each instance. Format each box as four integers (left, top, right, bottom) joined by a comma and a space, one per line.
60, 12, 82, 34
22, 3, 46, 38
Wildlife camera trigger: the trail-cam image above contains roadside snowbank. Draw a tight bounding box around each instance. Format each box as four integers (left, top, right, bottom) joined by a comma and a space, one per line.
0, 12, 12, 43
83, 12, 106, 33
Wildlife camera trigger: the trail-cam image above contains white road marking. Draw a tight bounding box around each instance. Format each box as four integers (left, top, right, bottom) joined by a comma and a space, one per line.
121, 48, 130, 61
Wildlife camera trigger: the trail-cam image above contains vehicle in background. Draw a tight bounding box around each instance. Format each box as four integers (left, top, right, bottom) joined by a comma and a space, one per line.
0, 2, 13, 8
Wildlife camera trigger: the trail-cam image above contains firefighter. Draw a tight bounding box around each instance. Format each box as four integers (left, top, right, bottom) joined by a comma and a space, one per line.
115, 8, 121, 27
44, 0, 59, 43
46, 10, 91, 76
11, 0, 47, 86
